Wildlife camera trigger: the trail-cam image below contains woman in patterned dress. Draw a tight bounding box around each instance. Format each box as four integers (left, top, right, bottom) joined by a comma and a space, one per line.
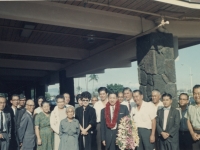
35, 101, 54, 150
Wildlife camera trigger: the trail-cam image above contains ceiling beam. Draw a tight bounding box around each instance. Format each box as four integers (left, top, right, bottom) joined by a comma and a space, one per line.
65, 39, 137, 77
0, 68, 48, 77
0, 59, 64, 71
0, 1, 155, 36
0, 41, 89, 60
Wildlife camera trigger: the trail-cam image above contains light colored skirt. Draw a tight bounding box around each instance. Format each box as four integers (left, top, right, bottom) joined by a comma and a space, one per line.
54, 133, 60, 150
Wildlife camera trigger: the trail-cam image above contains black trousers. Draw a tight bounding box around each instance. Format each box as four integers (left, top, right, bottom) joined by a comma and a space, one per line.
136, 128, 154, 150
179, 131, 193, 150
192, 130, 200, 150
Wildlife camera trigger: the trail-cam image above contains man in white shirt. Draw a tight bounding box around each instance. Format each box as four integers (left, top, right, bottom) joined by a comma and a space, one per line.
0, 96, 11, 150
131, 90, 156, 150
151, 89, 164, 111
121, 87, 136, 113
156, 93, 180, 150
94, 87, 108, 150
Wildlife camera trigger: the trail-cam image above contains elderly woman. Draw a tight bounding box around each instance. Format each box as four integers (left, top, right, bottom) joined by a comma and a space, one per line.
59, 106, 80, 150
35, 101, 54, 150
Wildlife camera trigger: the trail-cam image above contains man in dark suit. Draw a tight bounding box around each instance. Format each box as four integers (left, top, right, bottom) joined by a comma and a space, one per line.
101, 91, 129, 150
156, 93, 180, 150
8, 94, 19, 150
18, 100, 35, 150
0, 96, 11, 150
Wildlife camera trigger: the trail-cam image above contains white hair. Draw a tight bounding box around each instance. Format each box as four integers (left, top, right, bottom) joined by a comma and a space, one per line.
66, 106, 75, 113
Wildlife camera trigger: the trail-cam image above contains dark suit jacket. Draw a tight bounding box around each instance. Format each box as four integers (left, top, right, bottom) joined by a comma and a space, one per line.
100, 104, 129, 149
0, 110, 11, 150
156, 107, 180, 148
18, 111, 35, 149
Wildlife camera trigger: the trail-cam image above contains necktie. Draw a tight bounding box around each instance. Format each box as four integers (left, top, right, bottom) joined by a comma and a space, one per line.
111, 106, 114, 122
1, 112, 3, 132
128, 101, 132, 112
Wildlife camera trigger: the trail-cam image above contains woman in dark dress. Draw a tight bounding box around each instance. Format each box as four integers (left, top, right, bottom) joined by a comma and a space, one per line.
75, 91, 96, 150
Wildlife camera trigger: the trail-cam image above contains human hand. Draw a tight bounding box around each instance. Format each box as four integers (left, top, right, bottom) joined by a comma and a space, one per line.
37, 138, 42, 145
0, 134, 3, 139
102, 141, 106, 146
192, 132, 199, 141
161, 132, 169, 139
20, 143, 22, 147
150, 135, 155, 143
81, 129, 88, 135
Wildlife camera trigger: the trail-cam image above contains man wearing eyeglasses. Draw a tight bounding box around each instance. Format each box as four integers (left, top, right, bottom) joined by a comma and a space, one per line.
18, 100, 35, 150
0, 96, 11, 150
8, 94, 19, 150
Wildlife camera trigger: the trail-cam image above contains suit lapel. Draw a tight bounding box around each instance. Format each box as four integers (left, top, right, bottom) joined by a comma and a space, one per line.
160, 109, 164, 129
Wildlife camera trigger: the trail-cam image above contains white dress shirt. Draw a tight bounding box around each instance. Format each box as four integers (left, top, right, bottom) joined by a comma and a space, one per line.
163, 106, 171, 130
121, 99, 136, 111
11, 106, 17, 116
94, 100, 107, 123
151, 100, 164, 111
0, 111, 6, 132
131, 101, 156, 129
110, 105, 117, 129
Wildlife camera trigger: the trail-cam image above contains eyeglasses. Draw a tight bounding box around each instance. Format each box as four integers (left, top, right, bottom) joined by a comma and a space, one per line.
26, 104, 35, 107
82, 100, 89, 102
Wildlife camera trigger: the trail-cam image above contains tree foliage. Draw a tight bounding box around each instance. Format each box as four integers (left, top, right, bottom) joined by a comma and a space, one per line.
106, 84, 124, 93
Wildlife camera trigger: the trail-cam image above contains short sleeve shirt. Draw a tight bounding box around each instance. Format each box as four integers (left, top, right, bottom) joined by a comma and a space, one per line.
131, 101, 157, 129
187, 104, 200, 129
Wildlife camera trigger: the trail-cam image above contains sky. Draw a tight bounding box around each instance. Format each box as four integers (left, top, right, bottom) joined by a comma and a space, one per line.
48, 44, 200, 95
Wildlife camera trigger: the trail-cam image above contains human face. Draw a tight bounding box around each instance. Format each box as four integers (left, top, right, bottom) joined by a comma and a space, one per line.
179, 95, 189, 107
38, 98, 43, 107
99, 91, 107, 101
91, 97, 98, 106
19, 98, 26, 107
64, 93, 70, 105
118, 92, 124, 103
82, 98, 89, 107
193, 88, 200, 104
57, 98, 65, 109
162, 96, 172, 108
133, 92, 143, 105
152, 91, 161, 104
67, 108, 74, 119
123, 90, 132, 101
0, 97, 6, 111
26, 100, 35, 113
78, 98, 83, 107
108, 94, 118, 106
42, 103, 50, 113
10, 96, 19, 107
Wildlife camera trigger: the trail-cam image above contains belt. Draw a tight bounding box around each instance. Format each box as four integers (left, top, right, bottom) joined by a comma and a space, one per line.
194, 128, 200, 131
97, 122, 100, 124
0, 131, 6, 133
179, 130, 189, 135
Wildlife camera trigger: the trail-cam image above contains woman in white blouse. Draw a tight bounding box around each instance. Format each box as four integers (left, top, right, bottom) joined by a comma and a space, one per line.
50, 95, 66, 150
34, 96, 45, 115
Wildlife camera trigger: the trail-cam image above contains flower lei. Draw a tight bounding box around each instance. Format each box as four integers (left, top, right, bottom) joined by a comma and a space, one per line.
105, 100, 120, 128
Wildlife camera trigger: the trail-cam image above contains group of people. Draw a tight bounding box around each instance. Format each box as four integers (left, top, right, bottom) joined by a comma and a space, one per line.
0, 84, 200, 150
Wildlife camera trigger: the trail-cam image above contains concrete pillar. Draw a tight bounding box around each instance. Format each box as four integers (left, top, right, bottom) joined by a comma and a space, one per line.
137, 32, 178, 107
59, 70, 75, 106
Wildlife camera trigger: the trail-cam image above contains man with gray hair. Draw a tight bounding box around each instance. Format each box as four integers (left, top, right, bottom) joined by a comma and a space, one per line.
18, 100, 35, 150
151, 89, 164, 111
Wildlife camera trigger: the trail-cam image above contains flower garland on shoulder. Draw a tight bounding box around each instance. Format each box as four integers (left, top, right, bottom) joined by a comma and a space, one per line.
105, 100, 120, 128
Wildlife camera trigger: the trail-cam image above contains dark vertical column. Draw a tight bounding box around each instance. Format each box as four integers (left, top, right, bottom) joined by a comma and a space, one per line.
35, 84, 46, 99
24, 86, 32, 99
137, 32, 178, 107
59, 70, 75, 106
